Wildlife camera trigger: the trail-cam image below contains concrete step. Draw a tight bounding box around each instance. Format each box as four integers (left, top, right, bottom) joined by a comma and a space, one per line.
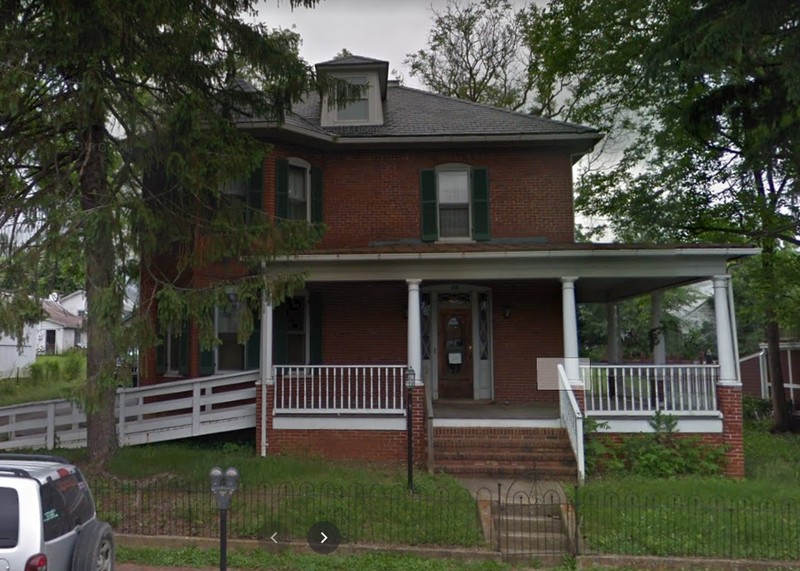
493, 514, 563, 534
498, 531, 572, 552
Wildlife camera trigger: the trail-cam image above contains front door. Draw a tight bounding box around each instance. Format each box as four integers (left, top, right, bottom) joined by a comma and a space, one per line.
437, 308, 473, 399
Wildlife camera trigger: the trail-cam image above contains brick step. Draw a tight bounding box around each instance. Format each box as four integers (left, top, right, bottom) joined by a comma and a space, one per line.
436, 461, 578, 479
435, 449, 576, 465
433, 428, 569, 439
433, 437, 572, 450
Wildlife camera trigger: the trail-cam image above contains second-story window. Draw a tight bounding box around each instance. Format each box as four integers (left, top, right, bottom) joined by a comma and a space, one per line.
275, 158, 323, 223
420, 164, 490, 242
288, 164, 309, 220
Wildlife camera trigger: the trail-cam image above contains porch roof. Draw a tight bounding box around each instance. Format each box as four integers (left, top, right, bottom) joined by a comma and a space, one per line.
266, 243, 758, 302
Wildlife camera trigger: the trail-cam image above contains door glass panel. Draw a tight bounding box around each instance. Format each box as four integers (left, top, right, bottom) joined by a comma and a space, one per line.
446, 316, 464, 374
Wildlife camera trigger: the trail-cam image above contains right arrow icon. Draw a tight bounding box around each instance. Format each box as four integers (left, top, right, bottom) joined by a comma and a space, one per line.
307, 521, 340, 554
320, 531, 328, 544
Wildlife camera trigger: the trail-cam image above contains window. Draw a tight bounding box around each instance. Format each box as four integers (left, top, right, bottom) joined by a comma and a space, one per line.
40, 471, 94, 541
275, 158, 323, 223
273, 292, 323, 366
437, 169, 471, 238
0, 487, 19, 548
420, 165, 490, 242
156, 323, 188, 376
217, 299, 245, 371
288, 164, 309, 221
218, 164, 263, 223
335, 76, 369, 122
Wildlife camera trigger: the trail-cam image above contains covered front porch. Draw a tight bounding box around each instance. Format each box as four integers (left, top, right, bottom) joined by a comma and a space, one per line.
255, 244, 754, 479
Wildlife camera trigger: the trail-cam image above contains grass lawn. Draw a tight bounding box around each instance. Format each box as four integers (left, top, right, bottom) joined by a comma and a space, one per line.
578, 421, 800, 560
117, 546, 515, 571
55, 433, 485, 548
0, 352, 86, 406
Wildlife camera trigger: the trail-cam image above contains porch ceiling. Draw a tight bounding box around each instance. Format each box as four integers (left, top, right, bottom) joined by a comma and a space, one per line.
266, 244, 757, 302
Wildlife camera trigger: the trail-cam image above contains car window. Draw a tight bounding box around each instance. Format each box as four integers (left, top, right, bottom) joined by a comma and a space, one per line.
0, 487, 20, 548
40, 470, 94, 541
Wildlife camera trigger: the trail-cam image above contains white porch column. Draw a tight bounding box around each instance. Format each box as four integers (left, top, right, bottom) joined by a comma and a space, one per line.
606, 302, 621, 364
259, 291, 273, 457
561, 277, 580, 384
714, 275, 738, 385
406, 279, 423, 385
260, 291, 273, 384
651, 291, 666, 365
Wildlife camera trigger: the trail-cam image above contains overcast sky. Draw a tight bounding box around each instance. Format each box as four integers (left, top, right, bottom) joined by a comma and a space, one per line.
256, 0, 529, 89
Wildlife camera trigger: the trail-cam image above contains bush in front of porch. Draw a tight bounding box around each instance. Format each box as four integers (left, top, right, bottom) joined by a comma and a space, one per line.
584, 412, 727, 478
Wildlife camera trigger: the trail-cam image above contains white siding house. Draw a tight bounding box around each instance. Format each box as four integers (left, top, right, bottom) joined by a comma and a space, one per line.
37, 299, 85, 355
0, 325, 36, 378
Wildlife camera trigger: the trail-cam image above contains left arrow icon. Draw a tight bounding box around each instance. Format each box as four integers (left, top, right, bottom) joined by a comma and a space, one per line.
270, 532, 278, 543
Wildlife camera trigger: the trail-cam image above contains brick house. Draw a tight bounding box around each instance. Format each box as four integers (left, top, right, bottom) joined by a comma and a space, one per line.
139, 55, 756, 480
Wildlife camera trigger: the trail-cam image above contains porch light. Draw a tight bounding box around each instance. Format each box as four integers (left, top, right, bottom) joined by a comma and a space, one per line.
405, 366, 416, 389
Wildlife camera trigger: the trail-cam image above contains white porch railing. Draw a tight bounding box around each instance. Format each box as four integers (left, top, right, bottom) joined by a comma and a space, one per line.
582, 364, 718, 415
558, 364, 585, 484
273, 365, 407, 414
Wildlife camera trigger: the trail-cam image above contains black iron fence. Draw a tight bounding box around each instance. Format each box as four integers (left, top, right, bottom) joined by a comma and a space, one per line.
91, 480, 485, 547
91, 479, 800, 562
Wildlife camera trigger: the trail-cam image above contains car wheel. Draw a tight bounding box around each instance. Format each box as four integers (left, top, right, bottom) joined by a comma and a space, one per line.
71, 520, 115, 571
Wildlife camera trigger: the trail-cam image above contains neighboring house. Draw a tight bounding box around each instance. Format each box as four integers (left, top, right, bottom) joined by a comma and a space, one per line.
38, 299, 85, 355
0, 325, 36, 379
740, 340, 800, 412
139, 55, 757, 479
58, 290, 87, 319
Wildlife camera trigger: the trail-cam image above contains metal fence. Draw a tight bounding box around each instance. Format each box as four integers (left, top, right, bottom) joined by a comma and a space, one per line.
90, 479, 800, 563
91, 479, 485, 548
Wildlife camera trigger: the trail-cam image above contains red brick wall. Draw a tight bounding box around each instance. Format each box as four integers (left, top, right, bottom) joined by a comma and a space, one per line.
263, 144, 576, 247
490, 281, 564, 404
717, 383, 745, 478
259, 385, 426, 466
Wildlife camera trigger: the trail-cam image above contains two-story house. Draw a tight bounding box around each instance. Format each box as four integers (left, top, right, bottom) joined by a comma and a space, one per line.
139, 55, 755, 480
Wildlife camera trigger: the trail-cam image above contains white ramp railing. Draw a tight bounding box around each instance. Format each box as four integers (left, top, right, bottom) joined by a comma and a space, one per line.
558, 364, 584, 484
0, 370, 258, 451
274, 365, 407, 414
582, 364, 718, 415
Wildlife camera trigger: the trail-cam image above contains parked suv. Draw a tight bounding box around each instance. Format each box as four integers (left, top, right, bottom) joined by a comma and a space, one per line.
0, 454, 114, 571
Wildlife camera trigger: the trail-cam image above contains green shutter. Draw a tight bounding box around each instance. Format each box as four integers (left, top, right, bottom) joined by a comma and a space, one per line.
273, 302, 288, 365
471, 167, 490, 241
155, 338, 166, 374
246, 313, 261, 370
420, 169, 438, 242
275, 158, 289, 219
178, 322, 190, 376
311, 166, 323, 223
247, 161, 263, 221
309, 293, 323, 365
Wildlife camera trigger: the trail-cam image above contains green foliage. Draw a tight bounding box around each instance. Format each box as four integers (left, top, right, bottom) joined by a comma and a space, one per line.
0, 354, 86, 406
742, 396, 773, 425
586, 412, 726, 478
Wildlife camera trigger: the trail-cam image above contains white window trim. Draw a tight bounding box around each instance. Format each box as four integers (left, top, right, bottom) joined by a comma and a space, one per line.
320, 71, 384, 127
435, 163, 474, 243
287, 157, 312, 222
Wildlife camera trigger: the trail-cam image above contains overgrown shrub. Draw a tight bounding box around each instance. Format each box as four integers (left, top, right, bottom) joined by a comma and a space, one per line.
742, 395, 772, 424
585, 411, 727, 478
43, 360, 60, 383
62, 349, 84, 381
28, 362, 45, 383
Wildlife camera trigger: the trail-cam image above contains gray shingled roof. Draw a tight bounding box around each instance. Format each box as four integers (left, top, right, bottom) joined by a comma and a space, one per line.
284, 82, 599, 140
315, 55, 389, 67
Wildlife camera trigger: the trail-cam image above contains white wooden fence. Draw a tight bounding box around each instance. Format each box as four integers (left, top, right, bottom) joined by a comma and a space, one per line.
0, 370, 258, 451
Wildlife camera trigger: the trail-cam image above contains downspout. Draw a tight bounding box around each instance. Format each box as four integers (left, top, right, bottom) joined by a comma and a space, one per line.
259, 277, 273, 458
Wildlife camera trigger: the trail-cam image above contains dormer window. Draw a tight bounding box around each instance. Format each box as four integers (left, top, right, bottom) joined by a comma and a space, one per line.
316, 55, 389, 128
335, 76, 369, 122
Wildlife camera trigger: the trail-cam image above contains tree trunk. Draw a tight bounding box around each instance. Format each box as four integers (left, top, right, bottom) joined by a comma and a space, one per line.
81, 123, 120, 466
762, 253, 792, 432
